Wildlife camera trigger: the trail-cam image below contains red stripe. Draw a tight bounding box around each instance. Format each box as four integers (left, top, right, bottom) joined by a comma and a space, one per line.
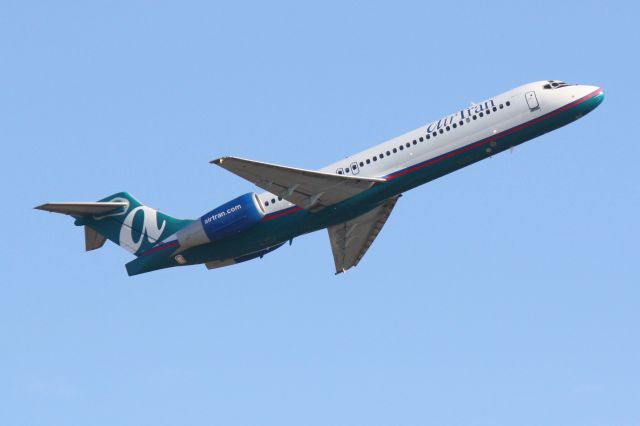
141, 240, 179, 256
261, 205, 302, 222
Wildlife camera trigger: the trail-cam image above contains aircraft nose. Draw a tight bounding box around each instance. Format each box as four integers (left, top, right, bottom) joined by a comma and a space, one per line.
579, 85, 604, 112
592, 86, 605, 106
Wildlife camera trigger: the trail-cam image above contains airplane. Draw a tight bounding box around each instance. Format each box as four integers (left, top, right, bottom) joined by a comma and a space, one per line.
36, 81, 604, 276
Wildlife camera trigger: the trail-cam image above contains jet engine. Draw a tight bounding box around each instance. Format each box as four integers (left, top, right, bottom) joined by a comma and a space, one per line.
176, 192, 265, 251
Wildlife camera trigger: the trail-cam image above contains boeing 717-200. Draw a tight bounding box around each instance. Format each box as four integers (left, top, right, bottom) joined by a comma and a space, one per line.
36, 81, 604, 276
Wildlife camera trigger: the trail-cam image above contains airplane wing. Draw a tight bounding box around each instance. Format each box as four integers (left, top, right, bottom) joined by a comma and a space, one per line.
211, 156, 385, 211
327, 195, 400, 274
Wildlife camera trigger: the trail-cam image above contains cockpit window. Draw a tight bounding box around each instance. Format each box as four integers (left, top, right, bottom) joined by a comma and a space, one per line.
543, 80, 571, 89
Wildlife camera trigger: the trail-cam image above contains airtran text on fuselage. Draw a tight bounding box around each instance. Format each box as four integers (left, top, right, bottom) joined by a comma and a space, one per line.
203, 204, 242, 224
425, 99, 496, 133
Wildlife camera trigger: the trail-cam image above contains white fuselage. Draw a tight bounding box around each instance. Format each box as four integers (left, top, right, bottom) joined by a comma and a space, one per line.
256, 81, 602, 214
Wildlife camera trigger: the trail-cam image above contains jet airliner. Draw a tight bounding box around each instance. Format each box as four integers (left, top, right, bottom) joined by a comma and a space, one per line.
37, 81, 604, 276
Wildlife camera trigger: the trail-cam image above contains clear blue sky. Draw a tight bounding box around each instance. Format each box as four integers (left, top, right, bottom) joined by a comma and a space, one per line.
2, 1, 638, 425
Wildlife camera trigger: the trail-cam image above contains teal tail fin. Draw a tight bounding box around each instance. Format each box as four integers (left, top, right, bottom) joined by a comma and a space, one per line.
37, 192, 192, 256
77, 192, 192, 256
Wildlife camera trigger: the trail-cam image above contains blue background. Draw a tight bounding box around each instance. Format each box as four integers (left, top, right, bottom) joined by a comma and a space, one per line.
2, 1, 638, 425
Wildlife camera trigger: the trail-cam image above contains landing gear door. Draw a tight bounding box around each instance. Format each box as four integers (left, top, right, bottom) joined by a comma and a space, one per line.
525, 91, 539, 111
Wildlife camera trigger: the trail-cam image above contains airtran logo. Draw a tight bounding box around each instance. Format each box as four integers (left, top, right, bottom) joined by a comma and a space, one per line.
426, 99, 496, 134
93, 197, 167, 254
203, 204, 242, 225
120, 205, 166, 253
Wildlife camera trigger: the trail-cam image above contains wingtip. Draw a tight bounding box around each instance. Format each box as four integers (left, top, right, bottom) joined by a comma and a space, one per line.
211, 156, 232, 165
34, 203, 61, 212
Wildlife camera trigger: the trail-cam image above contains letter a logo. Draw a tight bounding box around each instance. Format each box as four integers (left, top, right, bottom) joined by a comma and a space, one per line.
119, 206, 167, 254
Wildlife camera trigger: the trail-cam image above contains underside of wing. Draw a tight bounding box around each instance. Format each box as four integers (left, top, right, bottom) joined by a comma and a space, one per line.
211, 156, 385, 211
328, 195, 400, 274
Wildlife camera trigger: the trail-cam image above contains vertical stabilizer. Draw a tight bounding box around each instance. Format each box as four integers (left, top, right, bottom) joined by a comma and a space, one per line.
36, 192, 193, 256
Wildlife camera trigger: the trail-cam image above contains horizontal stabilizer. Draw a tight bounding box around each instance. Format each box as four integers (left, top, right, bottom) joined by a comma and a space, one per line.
35, 202, 128, 216
211, 156, 385, 211
84, 226, 107, 251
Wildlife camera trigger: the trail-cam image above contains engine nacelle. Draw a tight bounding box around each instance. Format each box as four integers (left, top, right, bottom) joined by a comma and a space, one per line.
176, 193, 265, 251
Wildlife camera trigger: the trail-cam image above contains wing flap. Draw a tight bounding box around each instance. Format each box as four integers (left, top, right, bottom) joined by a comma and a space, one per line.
328, 195, 400, 274
211, 156, 384, 210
